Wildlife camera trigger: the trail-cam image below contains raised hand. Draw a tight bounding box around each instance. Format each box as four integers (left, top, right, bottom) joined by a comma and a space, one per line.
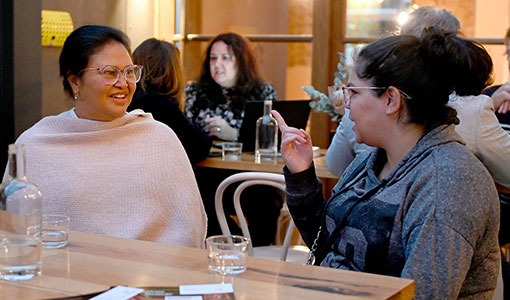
271, 110, 314, 173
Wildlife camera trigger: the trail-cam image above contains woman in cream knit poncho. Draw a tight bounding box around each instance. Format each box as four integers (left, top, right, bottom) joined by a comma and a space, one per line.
4, 25, 206, 248
11, 109, 206, 248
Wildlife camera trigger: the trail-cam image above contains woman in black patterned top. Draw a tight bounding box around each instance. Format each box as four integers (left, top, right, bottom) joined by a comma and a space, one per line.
186, 33, 281, 246
185, 32, 276, 141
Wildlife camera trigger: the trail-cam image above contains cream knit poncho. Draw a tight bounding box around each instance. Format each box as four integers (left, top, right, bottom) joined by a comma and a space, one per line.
5, 109, 207, 248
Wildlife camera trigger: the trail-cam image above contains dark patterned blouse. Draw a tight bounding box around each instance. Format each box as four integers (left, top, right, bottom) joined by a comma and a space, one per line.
184, 81, 276, 137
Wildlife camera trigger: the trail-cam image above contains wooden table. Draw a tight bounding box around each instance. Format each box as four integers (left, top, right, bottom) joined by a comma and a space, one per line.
196, 149, 337, 179
0, 231, 415, 300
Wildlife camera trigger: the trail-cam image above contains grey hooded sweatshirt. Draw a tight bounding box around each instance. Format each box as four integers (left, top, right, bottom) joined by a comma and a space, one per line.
285, 124, 500, 299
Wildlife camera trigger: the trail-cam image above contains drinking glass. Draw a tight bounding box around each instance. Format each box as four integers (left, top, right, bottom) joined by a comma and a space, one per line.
222, 142, 243, 161
41, 215, 70, 249
206, 235, 249, 275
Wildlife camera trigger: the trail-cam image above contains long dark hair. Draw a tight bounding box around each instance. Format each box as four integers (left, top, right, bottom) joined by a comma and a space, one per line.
355, 27, 492, 130
193, 32, 265, 115
59, 25, 131, 98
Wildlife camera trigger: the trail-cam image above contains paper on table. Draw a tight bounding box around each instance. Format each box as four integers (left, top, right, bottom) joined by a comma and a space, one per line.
89, 286, 143, 300
179, 283, 234, 295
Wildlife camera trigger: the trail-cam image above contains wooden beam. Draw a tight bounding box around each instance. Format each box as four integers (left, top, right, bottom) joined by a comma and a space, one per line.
181, 0, 203, 83
310, 0, 346, 149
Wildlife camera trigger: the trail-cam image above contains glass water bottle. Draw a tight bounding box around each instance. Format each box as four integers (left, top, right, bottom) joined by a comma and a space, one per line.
255, 100, 278, 162
0, 144, 42, 281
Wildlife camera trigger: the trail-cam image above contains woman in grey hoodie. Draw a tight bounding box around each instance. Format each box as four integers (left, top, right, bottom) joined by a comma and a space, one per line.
273, 28, 500, 299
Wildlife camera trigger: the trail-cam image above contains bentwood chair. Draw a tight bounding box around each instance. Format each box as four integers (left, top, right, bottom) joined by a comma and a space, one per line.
215, 172, 309, 263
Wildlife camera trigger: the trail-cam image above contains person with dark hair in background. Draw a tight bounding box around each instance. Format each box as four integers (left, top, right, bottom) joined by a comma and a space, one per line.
129, 38, 211, 164
185, 32, 281, 246
274, 28, 500, 299
185, 32, 276, 141
3, 25, 206, 248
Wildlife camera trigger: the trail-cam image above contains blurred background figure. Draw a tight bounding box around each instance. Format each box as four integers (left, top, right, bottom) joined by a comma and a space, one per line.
129, 38, 211, 164
187, 32, 282, 246
327, 6, 460, 178
327, 6, 510, 191
483, 27, 510, 124
4, 25, 206, 248
185, 32, 276, 141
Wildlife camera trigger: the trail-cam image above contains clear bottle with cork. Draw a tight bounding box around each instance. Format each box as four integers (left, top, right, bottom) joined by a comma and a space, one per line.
0, 144, 43, 280
255, 100, 278, 162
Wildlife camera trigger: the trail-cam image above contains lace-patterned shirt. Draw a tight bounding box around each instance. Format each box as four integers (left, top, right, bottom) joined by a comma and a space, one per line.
184, 81, 276, 137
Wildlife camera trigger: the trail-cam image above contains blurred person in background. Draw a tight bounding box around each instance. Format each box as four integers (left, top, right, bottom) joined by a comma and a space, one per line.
327, 6, 510, 192
185, 32, 282, 246
185, 32, 276, 141
483, 27, 510, 124
129, 38, 211, 164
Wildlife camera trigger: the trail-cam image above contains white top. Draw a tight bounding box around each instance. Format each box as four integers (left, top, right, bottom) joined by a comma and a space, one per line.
448, 94, 510, 188
327, 95, 510, 188
4, 109, 207, 248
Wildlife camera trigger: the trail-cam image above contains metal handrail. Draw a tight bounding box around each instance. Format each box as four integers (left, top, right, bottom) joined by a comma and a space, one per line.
343, 37, 505, 45
172, 33, 504, 45
173, 33, 312, 43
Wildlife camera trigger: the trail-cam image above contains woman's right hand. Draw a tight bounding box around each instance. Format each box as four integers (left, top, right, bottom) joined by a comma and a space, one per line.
204, 116, 238, 141
271, 110, 313, 173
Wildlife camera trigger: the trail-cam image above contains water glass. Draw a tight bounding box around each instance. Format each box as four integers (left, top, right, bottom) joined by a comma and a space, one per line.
206, 235, 249, 275
222, 142, 243, 161
0, 234, 42, 281
42, 215, 70, 249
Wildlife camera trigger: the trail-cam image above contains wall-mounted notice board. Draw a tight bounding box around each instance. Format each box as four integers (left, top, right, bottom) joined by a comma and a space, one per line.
41, 10, 73, 47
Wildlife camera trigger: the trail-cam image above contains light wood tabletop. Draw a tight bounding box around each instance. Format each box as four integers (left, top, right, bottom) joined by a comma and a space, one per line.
196, 149, 338, 179
1, 231, 415, 300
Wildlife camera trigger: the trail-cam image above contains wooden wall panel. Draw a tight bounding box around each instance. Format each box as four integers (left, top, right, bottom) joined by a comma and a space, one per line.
310, 0, 346, 148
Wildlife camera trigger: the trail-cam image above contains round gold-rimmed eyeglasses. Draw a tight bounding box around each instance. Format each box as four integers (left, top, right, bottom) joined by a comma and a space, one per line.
80, 65, 143, 85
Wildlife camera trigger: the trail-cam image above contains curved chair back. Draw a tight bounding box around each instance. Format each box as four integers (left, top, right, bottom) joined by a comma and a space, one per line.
214, 172, 307, 262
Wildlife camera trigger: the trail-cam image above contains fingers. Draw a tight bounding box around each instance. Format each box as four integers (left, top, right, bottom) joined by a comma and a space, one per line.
271, 110, 288, 130
204, 116, 224, 132
281, 128, 312, 150
499, 100, 510, 114
204, 116, 219, 125
301, 129, 312, 144
492, 84, 510, 111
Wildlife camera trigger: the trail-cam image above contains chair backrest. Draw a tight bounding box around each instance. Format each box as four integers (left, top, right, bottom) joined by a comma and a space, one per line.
214, 172, 296, 261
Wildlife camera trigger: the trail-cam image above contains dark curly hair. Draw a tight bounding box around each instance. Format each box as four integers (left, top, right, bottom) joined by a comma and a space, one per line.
193, 32, 266, 118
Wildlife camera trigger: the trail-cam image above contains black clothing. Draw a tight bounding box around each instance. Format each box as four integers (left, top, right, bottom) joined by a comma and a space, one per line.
185, 81, 276, 135
129, 90, 212, 164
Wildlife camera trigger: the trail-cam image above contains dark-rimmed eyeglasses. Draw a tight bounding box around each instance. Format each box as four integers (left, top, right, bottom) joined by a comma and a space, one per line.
341, 86, 412, 106
80, 65, 143, 85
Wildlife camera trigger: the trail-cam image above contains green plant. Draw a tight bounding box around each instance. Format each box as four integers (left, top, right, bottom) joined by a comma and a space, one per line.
302, 52, 348, 122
